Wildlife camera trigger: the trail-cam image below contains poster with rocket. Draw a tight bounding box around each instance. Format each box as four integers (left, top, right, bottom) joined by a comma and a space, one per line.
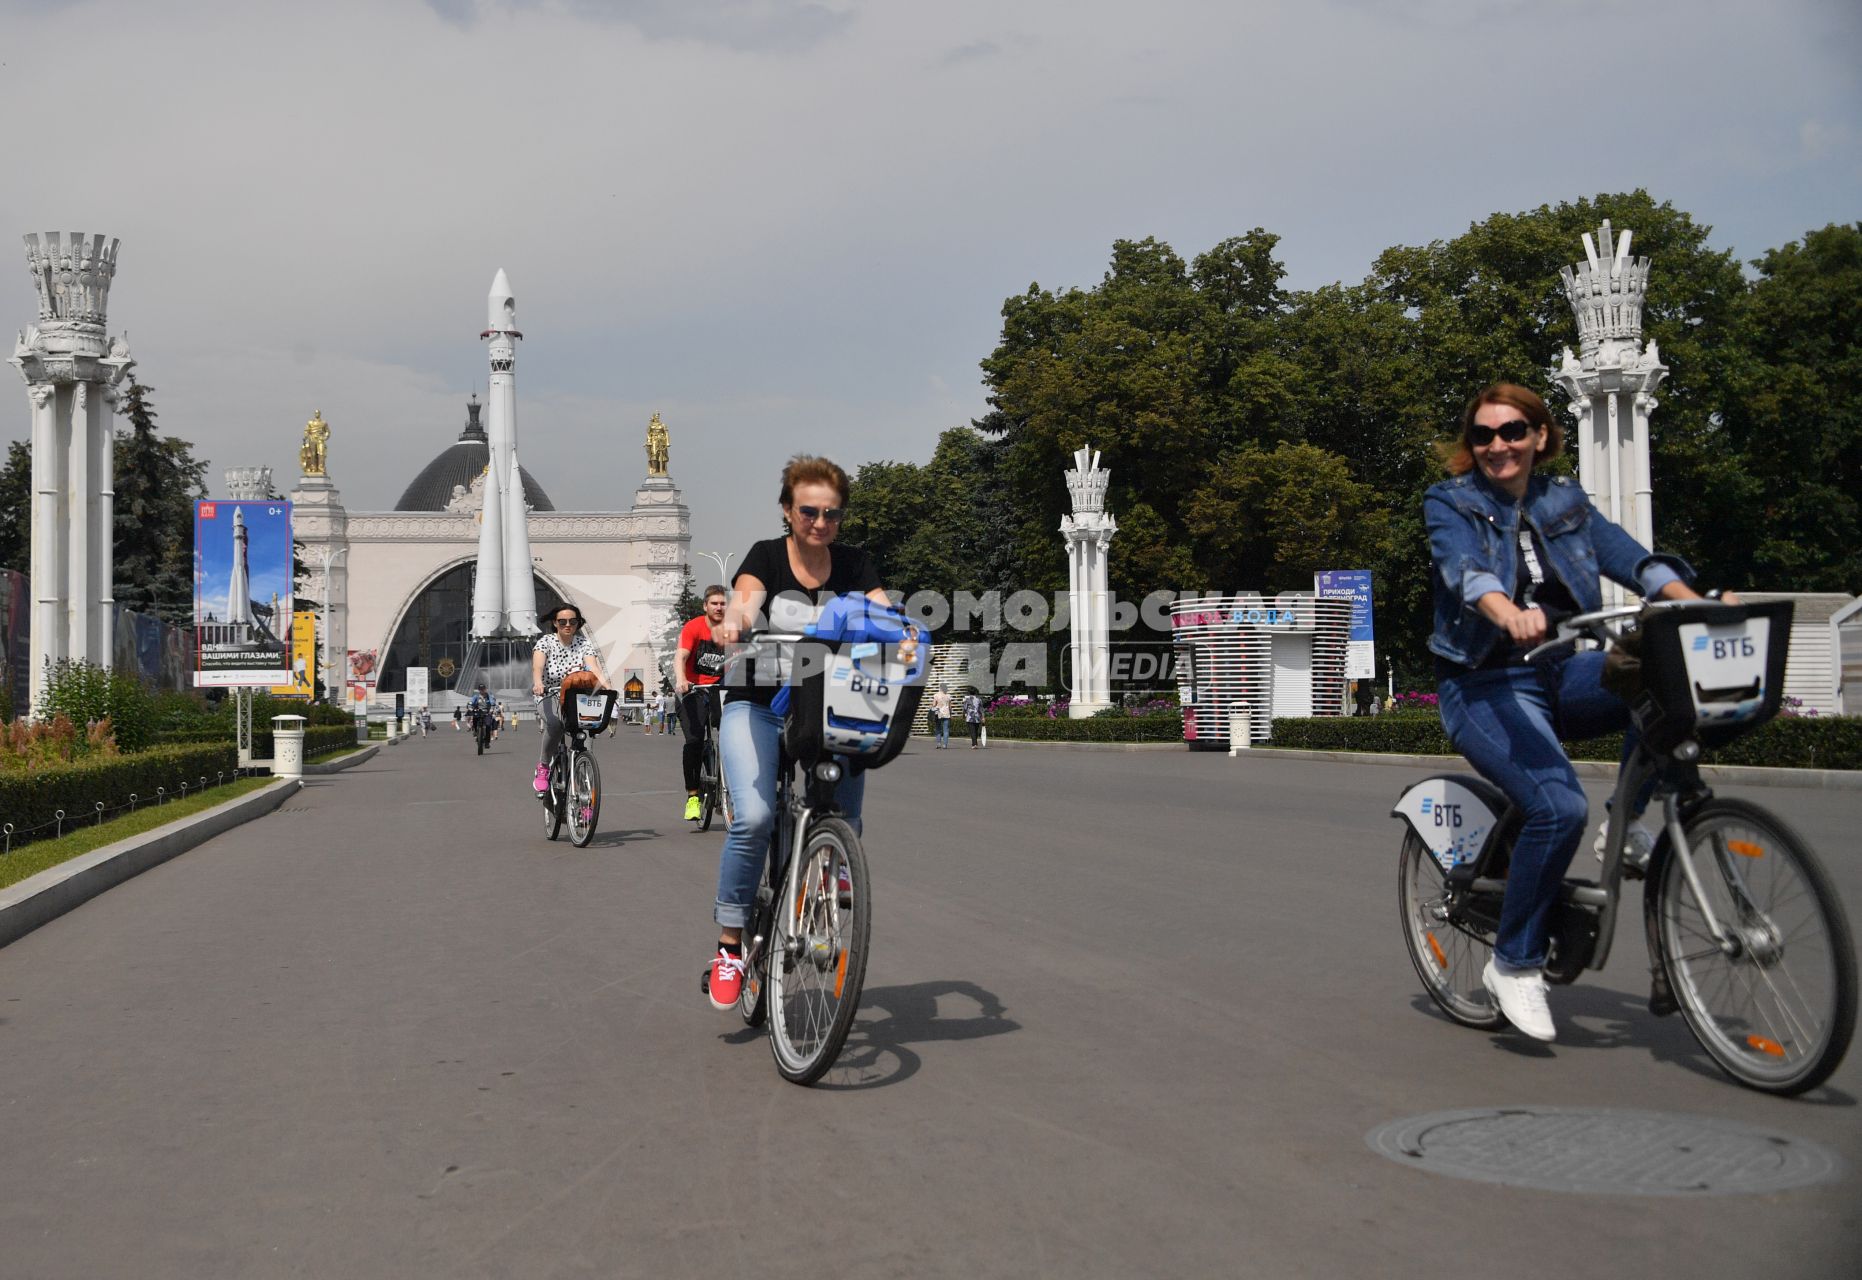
193, 499, 294, 686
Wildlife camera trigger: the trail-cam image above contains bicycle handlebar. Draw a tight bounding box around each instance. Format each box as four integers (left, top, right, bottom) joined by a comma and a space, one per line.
1522, 597, 1735, 663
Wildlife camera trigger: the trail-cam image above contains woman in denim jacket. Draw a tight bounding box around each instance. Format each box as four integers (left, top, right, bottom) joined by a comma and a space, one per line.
1425, 383, 1715, 1042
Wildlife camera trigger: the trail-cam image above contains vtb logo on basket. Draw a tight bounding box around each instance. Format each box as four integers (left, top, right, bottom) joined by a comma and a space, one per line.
1693, 633, 1756, 661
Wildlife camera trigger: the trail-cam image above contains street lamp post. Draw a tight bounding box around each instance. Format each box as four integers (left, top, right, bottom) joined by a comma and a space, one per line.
315, 545, 348, 705
696, 549, 735, 590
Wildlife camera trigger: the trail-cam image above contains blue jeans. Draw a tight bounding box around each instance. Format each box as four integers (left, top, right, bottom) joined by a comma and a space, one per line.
714, 699, 865, 929
935, 715, 950, 747
1437, 651, 1633, 969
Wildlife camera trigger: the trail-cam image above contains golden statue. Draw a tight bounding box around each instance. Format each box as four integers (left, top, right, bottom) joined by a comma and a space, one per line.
300, 410, 330, 477
646, 411, 670, 476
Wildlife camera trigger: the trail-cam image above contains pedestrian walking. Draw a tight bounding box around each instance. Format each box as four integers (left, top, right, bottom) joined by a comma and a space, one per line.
963, 690, 983, 749
661, 689, 678, 736
453, 706, 462, 731
930, 685, 951, 748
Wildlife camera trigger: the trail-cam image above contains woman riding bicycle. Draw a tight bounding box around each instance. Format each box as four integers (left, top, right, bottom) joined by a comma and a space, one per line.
1426, 383, 1725, 1043
704, 455, 891, 1010
674, 585, 729, 822
530, 602, 612, 794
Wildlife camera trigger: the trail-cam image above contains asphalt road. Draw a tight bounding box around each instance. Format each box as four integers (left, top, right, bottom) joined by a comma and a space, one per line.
1, 725, 1856, 1278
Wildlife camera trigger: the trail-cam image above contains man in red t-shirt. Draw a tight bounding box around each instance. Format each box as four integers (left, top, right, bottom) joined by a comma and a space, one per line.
674, 586, 728, 821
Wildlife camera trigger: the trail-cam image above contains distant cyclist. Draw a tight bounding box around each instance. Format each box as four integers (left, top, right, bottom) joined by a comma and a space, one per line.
705, 455, 891, 1010
466, 682, 495, 747
531, 603, 612, 793
675, 585, 728, 822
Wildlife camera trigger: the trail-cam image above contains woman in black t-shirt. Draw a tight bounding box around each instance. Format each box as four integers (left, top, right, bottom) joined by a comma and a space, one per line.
703, 454, 888, 1011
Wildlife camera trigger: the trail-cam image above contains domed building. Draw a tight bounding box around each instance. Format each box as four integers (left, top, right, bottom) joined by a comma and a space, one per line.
393, 397, 555, 514
289, 396, 689, 712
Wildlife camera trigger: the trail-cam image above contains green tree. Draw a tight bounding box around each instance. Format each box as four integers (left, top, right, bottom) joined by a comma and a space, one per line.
655, 572, 703, 689
113, 380, 208, 623
1714, 223, 1862, 589
0, 439, 29, 573
1184, 442, 1393, 593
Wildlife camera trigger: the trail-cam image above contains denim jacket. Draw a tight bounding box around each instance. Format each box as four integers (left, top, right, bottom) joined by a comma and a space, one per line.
1424, 470, 1692, 668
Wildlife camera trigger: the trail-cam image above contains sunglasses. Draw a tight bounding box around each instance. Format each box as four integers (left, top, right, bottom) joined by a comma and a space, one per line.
553, 617, 583, 629
794, 504, 846, 524
1468, 419, 1535, 448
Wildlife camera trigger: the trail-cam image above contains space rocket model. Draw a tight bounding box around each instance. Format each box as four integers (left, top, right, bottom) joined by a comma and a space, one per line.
470, 268, 540, 637
226, 506, 254, 626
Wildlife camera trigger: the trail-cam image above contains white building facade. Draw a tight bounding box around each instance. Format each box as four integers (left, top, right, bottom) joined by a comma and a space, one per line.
291, 401, 688, 711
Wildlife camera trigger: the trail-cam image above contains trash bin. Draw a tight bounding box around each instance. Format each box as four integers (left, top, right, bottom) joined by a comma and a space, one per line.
273, 714, 307, 779
1227, 702, 1252, 756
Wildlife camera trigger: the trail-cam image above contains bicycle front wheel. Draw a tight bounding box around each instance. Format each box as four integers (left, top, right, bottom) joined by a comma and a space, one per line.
1398, 830, 1503, 1029
738, 858, 775, 1028
568, 749, 601, 847
768, 816, 870, 1085
699, 742, 719, 833
1656, 798, 1857, 1095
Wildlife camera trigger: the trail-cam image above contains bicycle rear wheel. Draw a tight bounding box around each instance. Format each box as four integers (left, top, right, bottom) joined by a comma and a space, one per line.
568, 749, 600, 847
1656, 798, 1856, 1095
542, 755, 565, 841
1398, 831, 1503, 1029
768, 816, 869, 1084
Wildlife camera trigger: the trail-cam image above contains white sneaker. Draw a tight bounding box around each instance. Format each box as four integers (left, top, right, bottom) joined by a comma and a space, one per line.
1482, 959, 1557, 1041
1592, 817, 1655, 872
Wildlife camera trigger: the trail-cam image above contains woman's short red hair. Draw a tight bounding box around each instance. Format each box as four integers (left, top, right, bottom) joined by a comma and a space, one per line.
779, 454, 850, 507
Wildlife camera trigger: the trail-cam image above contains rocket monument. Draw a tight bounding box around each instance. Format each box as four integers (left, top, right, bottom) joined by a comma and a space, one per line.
470, 268, 540, 637
226, 505, 254, 625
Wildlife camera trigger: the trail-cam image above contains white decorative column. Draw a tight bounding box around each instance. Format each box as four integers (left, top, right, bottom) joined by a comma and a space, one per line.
1060, 445, 1116, 718
11, 232, 133, 715
289, 414, 348, 704
1551, 220, 1666, 604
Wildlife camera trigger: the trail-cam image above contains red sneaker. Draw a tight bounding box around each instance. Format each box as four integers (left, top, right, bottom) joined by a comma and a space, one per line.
707, 949, 745, 1011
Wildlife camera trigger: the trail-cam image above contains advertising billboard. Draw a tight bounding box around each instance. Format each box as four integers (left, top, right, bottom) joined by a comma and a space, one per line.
270, 610, 318, 699
405, 666, 430, 709
1315, 569, 1375, 680
194, 500, 294, 686
347, 647, 378, 708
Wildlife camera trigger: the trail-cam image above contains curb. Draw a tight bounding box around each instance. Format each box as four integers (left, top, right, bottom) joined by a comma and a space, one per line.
913, 734, 1181, 753
1232, 746, 1862, 791
0, 777, 302, 950
307, 742, 381, 775
973, 737, 1181, 752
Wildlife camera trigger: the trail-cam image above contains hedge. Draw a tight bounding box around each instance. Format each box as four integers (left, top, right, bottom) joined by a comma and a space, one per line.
1, 742, 240, 835
255, 725, 359, 760
155, 725, 359, 760
1265, 714, 1862, 771
979, 713, 1184, 743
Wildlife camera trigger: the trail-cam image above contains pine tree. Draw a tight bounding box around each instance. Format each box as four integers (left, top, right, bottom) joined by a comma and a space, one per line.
113, 379, 208, 623
0, 440, 30, 573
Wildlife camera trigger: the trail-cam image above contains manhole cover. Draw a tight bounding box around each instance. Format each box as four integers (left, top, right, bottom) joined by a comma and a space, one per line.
1368, 1107, 1843, 1196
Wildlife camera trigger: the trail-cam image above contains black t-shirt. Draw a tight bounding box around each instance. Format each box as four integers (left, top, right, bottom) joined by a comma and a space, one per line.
1458, 526, 1579, 673
727, 537, 882, 705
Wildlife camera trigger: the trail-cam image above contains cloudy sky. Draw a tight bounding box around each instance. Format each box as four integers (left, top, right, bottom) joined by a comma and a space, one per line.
3, 0, 1857, 571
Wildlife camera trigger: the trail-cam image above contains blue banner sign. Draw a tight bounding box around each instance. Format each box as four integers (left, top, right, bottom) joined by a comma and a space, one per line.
1315, 569, 1375, 678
